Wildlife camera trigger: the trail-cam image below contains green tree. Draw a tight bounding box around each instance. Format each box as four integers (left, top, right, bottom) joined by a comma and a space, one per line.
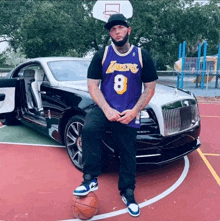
16, 0, 108, 57
19, 2, 73, 57
1, 0, 220, 69
0, 52, 6, 67
0, 0, 35, 51
130, 0, 220, 69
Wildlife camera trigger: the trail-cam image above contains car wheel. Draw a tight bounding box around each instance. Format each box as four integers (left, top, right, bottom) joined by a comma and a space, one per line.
64, 115, 85, 171
64, 115, 114, 172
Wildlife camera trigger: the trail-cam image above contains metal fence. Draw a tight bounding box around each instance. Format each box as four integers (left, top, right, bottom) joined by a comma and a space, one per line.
1, 69, 220, 93
157, 71, 220, 91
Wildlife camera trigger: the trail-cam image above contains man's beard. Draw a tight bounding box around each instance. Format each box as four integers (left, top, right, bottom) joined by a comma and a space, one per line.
111, 32, 129, 47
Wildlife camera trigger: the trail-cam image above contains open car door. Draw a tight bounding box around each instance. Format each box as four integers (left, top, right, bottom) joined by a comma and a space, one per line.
0, 78, 21, 124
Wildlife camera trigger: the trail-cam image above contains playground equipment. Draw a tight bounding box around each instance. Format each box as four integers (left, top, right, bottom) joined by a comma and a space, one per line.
174, 41, 220, 90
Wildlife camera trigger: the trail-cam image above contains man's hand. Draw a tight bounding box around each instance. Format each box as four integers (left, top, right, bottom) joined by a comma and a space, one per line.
117, 109, 139, 125
105, 107, 122, 121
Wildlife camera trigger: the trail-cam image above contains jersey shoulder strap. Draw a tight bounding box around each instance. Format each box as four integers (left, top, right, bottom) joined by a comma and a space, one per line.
138, 47, 143, 68
102, 45, 143, 67
102, 46, 109, 65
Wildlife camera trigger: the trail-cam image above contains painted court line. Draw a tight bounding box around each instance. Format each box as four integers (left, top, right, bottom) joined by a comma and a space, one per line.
0, 141, 65, 148
203, 153, 220, 157
197, 148, 220, 186
201, 115, 220, 118
61, 156, 189, 221
198, 102, 220, 105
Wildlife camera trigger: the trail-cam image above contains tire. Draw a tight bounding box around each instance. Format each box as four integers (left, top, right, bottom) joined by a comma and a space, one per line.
64, 115, 113, 171
1, 113, 19, 126
64, 115, 85, 171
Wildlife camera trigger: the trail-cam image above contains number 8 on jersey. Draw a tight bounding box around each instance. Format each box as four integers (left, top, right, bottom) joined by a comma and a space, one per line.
114, 74, 128, 95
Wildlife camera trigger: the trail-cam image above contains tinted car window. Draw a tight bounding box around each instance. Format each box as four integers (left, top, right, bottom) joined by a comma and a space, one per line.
47, 60, 89, 81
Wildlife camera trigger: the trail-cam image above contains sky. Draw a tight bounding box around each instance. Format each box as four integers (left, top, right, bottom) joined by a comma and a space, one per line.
194, 0, 209, 4
0, 41, 8, 53
0, 36, 9, 53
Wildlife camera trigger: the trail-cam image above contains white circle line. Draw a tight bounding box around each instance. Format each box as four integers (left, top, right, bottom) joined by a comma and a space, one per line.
61, 156, 190, 221
0, 141, 65, 148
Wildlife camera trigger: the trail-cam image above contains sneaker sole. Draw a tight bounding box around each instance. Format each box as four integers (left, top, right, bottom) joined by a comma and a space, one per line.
73, 186, 98, 196
122, 196, 140, 217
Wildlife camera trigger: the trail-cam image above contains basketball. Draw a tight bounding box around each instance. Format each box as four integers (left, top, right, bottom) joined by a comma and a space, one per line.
72, 192, 99, 220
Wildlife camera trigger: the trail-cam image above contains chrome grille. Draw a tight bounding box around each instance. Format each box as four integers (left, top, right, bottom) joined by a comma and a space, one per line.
162, 100, 199, 136
163, 108, 181, 135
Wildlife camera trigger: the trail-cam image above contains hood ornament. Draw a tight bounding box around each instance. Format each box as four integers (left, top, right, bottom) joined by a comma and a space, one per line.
182, 100, 190, 106
174, 88, 179, 97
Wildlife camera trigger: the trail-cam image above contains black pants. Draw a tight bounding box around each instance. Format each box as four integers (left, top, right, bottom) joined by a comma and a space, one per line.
82, 105, 138, 193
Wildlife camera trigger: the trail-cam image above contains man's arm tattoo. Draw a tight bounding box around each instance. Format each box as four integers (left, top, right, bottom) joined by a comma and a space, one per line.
133, 81, 156, 112
87, 79, 110, 112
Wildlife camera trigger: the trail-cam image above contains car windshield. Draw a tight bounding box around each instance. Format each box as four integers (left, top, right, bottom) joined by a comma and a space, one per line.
47, 60, 90, 81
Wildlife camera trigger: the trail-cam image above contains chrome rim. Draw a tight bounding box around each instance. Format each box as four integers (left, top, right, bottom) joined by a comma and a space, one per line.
66, 121, 83, 169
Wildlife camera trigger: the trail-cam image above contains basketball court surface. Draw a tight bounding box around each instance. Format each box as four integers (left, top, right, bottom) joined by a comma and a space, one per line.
1, 0, 219, 220
0, 101, 220, 221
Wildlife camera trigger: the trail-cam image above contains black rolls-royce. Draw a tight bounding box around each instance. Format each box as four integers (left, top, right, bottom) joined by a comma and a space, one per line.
0, 57, 201, 170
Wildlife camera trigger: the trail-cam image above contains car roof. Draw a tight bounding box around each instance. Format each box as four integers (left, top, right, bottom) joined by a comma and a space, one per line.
26, 57, 91, 63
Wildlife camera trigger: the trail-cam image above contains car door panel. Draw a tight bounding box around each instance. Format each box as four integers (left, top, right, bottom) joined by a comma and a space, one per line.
0, 94, 6, 109
0, 79, 17, 114
40, 83, 64, 142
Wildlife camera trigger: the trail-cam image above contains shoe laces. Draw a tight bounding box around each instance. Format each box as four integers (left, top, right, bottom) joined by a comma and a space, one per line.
80, 174, 95, 186
81, 176, 96, 186
81, 179, 93, 186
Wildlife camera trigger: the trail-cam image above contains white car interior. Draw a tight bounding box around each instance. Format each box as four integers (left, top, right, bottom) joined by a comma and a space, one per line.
22, 68, 44, 115
31, 69, 44, 112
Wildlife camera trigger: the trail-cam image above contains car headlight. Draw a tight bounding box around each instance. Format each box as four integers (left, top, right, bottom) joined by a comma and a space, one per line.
138, 109, 160, 134
141, 110, 150, 119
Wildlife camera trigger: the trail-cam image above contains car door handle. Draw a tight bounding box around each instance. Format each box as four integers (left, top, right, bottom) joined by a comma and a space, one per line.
40, 91, 46, 94
0, 93, 5, 101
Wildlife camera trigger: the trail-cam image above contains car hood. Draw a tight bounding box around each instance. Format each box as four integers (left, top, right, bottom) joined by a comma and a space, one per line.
58, 81, 195, 106
58, 81, 88, 91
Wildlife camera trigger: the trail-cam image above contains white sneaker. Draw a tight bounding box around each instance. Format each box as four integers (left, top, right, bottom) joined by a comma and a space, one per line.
121, 189, 140, 217
73, 178, 98, 196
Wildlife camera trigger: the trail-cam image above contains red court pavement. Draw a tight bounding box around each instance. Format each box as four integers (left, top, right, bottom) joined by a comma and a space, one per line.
0, 102, 220, 221
199, 102, 220, 155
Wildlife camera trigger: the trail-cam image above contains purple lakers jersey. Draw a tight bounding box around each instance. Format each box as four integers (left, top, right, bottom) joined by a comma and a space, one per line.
101, 44, 143, 128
